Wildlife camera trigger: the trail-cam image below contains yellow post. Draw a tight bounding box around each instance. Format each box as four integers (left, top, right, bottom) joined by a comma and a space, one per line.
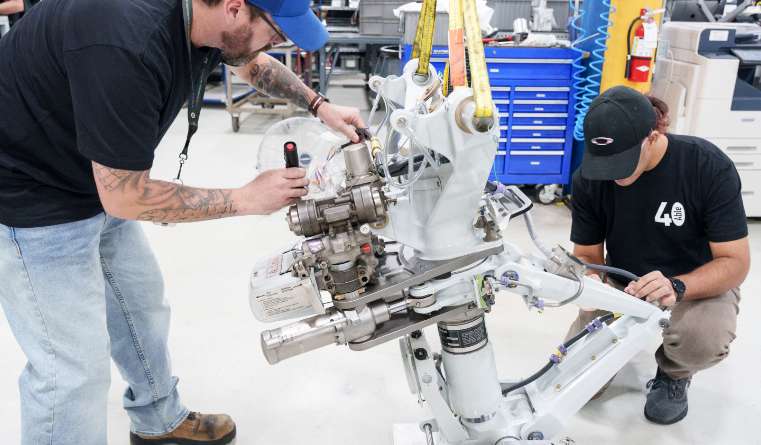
599, 0, 665, 94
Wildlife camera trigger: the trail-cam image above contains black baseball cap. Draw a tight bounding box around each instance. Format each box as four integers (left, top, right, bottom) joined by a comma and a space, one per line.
580, 86, 657, 181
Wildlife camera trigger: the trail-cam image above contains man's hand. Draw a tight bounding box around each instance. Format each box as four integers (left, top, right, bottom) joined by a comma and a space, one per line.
92, 162, 307, 223
317, 102, 366, 142
625, 271, 677, 307
236, 168, 308, 215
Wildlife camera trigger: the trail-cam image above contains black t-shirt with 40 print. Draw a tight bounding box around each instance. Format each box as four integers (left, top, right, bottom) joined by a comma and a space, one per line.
571, 133, 748, 281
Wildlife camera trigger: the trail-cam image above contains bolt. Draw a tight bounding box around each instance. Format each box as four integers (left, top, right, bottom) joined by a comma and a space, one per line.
555, 384, 562, 391
612, 338, 618, 344
422, 374, 433, 384
397, 117, 408, 128
527, 432, 545, 440
411, 330, 422, 339
591, 355, 597, 361
414, 348, 428, 360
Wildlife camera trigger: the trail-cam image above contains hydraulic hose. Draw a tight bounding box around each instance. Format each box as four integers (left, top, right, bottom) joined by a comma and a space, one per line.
522, 212, 553, 259
582, 263, 639, 282
501, 312, 617, 395
543, 269, 585, 308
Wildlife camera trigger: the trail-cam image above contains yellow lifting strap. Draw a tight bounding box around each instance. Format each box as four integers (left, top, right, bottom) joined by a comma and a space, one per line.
462, 0, 494, 124
412, 0, 437, 77
442, 62, 451, 96
447, 0, 467, 89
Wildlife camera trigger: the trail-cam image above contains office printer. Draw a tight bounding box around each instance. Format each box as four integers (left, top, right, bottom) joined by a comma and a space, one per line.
653, 21, 761, 217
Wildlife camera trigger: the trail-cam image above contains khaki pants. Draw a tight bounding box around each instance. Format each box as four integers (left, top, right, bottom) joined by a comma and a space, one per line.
565, 280, 740, 379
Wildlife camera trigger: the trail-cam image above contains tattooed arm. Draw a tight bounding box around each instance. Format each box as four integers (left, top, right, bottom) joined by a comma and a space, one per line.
0, 0, 25, 15
232, 53, 315, 109
231, 53, 366, 141
91, 161, 309, 223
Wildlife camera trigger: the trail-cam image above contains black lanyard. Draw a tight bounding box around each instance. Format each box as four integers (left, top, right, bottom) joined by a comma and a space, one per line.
177, 0, 216, 182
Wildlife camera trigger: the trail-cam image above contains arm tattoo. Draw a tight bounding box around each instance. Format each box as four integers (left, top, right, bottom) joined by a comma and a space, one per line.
248, 54, 313, 110
93, 164, 238, 223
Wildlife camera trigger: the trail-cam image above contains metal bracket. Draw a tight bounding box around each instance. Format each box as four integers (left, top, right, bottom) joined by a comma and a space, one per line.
335, 245, 503, 310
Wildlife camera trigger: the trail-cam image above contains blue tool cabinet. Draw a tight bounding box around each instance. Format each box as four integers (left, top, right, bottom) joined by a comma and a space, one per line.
401, 45, 576, 185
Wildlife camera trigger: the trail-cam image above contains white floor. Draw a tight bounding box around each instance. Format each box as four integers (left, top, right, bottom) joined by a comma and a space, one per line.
1, 90, 760, 445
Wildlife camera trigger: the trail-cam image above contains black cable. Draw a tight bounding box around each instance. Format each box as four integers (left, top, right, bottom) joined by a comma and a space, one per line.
583, 263, 640, 282
501, 313, 617, 396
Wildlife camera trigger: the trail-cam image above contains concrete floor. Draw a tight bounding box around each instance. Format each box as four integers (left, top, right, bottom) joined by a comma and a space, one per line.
1, 86, 759, 445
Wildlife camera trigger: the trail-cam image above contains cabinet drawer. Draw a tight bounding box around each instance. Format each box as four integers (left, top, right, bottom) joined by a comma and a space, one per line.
738, 170, 761, 217
486, 59, 573, 80
511, 129, 566, 139
512, 116, 568, 126
513, 112, 568, 119
713, 139, 761, 156
513, 103, 568, 113
511, 137, 565, 144
508, 154, 563, 174
729, 154, 761, 170
491, 86, 511, 100
510, 142, 565, 151
514, 90, 569, 100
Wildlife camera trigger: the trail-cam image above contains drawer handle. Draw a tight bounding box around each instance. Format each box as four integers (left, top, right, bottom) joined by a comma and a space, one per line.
741, 191, 755, 196
531, 145, 541, 149
536, 93, 546, 98
734, 161, 756, 167
727, 146, 758, 152
532, 133, 541, 137
530, 161, 541, 166
535, 107, 545, 111
741, 118, 756, 123
533, 120, 543, 124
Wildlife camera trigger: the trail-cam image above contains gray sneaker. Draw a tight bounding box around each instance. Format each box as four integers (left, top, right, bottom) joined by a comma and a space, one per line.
644, 368, 690, 425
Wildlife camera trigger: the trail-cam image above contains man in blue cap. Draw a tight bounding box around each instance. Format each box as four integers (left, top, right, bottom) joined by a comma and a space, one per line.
0, 0, 364, 444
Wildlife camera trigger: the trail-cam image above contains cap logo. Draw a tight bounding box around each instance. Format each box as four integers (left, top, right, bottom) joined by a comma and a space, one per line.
591, 137, 614, 146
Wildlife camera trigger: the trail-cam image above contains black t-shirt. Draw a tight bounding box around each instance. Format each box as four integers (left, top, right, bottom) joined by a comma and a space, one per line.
0, 0, 221, 228
571, 134, 748, 281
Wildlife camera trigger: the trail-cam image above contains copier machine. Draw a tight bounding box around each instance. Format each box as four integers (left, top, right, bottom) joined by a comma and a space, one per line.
653, 21, 761, 217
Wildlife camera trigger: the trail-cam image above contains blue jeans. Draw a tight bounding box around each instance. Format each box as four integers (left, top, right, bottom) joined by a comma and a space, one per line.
0, 214, 189, 445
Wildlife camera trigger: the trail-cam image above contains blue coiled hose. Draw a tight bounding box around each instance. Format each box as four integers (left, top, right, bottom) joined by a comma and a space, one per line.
568, 0, 587, 141
570, 0, 613, 141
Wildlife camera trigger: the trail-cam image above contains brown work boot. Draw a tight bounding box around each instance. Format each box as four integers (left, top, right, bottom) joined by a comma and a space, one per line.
130, 412, 236, 445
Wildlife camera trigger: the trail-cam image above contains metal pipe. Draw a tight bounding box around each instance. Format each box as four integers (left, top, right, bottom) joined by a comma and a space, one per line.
523, 212, 553, 259
544, 269, 585, 307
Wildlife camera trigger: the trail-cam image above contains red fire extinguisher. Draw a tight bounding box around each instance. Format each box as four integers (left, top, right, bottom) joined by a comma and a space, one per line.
625, 8, 659, 83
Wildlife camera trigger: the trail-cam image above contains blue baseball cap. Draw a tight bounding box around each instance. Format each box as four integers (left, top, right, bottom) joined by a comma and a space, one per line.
246, 0, 328, 52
